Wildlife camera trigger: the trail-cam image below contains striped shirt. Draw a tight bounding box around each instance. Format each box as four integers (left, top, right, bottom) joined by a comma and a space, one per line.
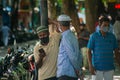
87, 31, 118, 71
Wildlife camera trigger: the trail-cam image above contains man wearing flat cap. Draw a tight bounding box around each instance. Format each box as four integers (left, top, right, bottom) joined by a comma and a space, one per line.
33, 26, 61, 80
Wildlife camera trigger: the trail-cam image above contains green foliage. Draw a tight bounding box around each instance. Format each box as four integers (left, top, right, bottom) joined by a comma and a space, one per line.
35, 0, 40, 7
102, 0, 108, 2
102, 0, 108, 7
57, 0, 62, 7
57, 0, 79, 6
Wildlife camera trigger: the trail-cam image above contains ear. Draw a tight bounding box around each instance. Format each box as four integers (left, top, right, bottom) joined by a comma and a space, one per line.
56, 27, 60, 33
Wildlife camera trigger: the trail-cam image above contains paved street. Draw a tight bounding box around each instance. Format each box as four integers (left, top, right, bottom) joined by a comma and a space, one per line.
0, 40, 120, 80
82, 69, 120, 80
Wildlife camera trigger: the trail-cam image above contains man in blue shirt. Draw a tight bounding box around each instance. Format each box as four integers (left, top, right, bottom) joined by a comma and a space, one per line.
57, 14, 83, 80
87, 17, 120, 80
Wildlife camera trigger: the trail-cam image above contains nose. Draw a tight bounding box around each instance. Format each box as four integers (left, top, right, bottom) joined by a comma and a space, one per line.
38, 34, 47, 39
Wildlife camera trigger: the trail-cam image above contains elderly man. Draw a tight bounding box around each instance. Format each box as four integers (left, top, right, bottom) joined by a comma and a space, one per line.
56, 14, 83, 80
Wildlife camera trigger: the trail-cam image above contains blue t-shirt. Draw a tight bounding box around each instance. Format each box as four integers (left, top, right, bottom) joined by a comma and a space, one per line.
87, 31, 118, 71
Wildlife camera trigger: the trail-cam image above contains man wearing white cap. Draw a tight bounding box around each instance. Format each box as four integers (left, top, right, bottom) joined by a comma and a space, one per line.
56, 14, 83, 80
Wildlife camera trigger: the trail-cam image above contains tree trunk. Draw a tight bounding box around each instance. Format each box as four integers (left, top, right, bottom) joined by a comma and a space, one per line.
11, 0, 19, 31
48, 0, 57, 32
40, 0, 48, 27
48, 0, 57, 19
30, 0, 35, 27
62, 0, 80, 34
97, 0, 106, 17
85, 0, 97, 33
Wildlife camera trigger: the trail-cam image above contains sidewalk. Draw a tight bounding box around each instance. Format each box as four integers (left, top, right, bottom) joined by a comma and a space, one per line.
83, 75, 120, 80
82, 65, 120, 80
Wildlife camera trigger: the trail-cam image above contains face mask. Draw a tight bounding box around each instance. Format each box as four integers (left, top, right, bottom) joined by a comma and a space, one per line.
40, 36, 49, 45
58, 26, 62, 32
101, 27, 109, 32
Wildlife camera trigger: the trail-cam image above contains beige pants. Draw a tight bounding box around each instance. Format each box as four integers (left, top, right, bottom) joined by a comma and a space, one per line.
92, 70, 114, 80
81, 47, 88, 68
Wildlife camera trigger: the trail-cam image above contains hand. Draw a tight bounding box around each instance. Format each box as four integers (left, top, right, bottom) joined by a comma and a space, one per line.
78, 36, 84, 40
48, 18, 58, 25
89, 65, 96, 75
38, 48, 46, 59
116, 56, 120, 67
75, 70, 84, 80
79, 74, 84, 80
79, 36, 83, 39
115, 49, 120, 67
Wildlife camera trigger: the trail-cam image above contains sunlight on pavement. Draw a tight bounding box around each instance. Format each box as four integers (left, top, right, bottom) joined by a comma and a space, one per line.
80, 75, 120, 80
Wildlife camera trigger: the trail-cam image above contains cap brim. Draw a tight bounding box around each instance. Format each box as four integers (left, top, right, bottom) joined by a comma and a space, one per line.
37, 28, 48, 33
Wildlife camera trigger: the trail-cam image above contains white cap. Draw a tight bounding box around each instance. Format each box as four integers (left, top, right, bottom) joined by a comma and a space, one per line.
57, 14, 71, 21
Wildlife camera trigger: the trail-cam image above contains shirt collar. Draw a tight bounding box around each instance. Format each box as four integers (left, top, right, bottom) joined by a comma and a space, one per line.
97, 30, 109, 37
61, 29, 70, 36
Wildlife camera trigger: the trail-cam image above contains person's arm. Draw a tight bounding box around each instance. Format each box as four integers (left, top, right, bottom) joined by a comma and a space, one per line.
63, 35, 82, 70
78, 31, 90, 41
34, 46, 46, 69
48, 18, 58, 25
113, 34, 120, 66
36, 58, 43, 69
48, 18, 61, 33
114, 48, 120, 66
87, 33, 96, 75
78, 36, 89, 41
87, 49, 92, 67
87, 49, 96, 75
